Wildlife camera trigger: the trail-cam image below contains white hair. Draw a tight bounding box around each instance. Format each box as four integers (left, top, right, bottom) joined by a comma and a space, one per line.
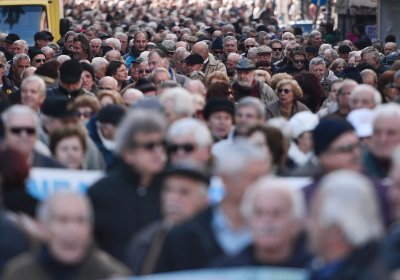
167, 118, 212, 147
241, 176, 306, 220
268, 117, 292, 141
21, 75, 46, 95
105, 37, 121, 51
1, 105, 39, 127
91, 57, 109, 72
237, 96, 266, 119
159, 87, 195, 117
350, 84, 382, 107
318, 44, 332, 56
316, 170, 383, 246
57, 55, 71, 65
12, 53, 30, 65
373, 103, 400, 125
13, 40, 28, 51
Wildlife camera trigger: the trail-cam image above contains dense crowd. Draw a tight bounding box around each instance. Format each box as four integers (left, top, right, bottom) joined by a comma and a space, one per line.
1, 0, 400, 279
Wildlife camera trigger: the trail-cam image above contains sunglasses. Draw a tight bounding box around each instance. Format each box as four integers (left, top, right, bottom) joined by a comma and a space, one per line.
245, 45, 255, 48
9, 126, 36, 135
134, 140, 166, 151
167, 143, 196, 154
272, 48, 282, 51
35, 59, 46, 63
328, 141, 360, 154
277, 88, 292, 94
139, 70, 151, 74
293, 59, 305, 64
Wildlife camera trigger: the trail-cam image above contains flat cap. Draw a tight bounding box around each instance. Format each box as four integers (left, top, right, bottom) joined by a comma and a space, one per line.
236, 58, 256, 71
211, 37, 223, 50
41, 96, 77, 118
185, 53, 204, 65
59, 59, 83, 84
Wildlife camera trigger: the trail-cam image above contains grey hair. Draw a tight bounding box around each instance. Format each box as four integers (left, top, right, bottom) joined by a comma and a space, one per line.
324, 48, 339, 60
373, 103, 400, 125
318, 44, 332, 56
360, 69, 377, 80
105, 38, 122, 51
13, 40, 29, 51
150, 67, 171, 81
361, 46, 380, 62
237, 96, 266, 119
395, 70, 400, 80
21, 75, 46, 95
309, 57, 326, 68
167, 118, 212, 147
214, 139, 268, 176
12, 53, 30, 65
37, 190, 94, 224
57, 55, 71, 64
114, 32, 128, 40
159, 87, 194, 117
115, 109, 167, 155
91, 57, 109, 72
247, 47, 258, 59
317, 170, 383, 246
1, 105, 39, 127
223, 36, 237, 45
350, 84, 382, 106
241, 176, 306, 220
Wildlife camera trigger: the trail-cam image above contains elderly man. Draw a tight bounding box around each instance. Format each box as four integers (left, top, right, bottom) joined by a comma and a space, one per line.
124, 31, 148, 68
308, 30, 323, 49
232, 58, 278, 106
256, 45, 273, 70
20, 75, 46, 112
126, 163, 210, 275
234, 97, 266, 136
2, 105, 63, 168
2, 191, 131, 279
269, 39, 284, 64
323, 48, 339, 65
88, 109, 167, 261
122, 88, 143, 107
150, 68, 172, 94
8, 53, 30, 87
361, 46, 389, 77
349, 84, 382, 110
192, 41, 226, 76
363, 103, 400, 179
329, 79, 358, 119
91, 57, 108, 82
90, 38, 102, 57
222, 36, 238, 63
211, 177, 311, 268
166, 118, 212, 168
73, 34, 91, 61
157, 140, 271, 272
226, 53, 241, 82
360, 69, 378, 88
309, 57, 338, 94
384, 42, 398, 56
98, 76, 118, 91
308, 170, 387, 279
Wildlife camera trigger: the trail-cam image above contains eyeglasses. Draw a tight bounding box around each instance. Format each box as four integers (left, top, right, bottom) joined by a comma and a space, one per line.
293, 59, 305, 64
277, 88, 292, 94
134, 140, 166, 151
328, 141, 360, 154
139, 69, 151, 74
35, 59, 46, 63
167, 143, 196, 154
272, 48, 282, 51
9, 126, 36, 135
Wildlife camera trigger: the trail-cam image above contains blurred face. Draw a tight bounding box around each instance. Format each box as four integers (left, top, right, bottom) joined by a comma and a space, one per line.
333, 63, 345, 75
13, 43, 26, 55
310, 33, 322, 48
99, 95, 115, 107
21, 81, 45, 111
291, 54, 306, 70
207, 111, 233, 139
237, 70, 255, 87
148, 53, 163, 72
168, 134, 210, 166
383, 82, 399, 102
114, 64, 128, 82
277, 83, 294, 106
77, 106, 93, 122
73, 41, 86, 60
162, 176, 208, 225
370, 116, 400, 160
138, 62, 151, 79
118, 37, 128, 53
90, 40, 101, 56
271, 43, 283, 59
32, 54, 46, 68
244, 39, 256, 51
235, 105, 262, 135
84, 30, 96, 41
389, 164, 400, 221
153, 71, 170, 89
223, 40, 237, 56
5, 113, 37, 157
124, 132, 166, 175
361, 52, 378, 69
384, 43, 397, 56
130, 63, 140, 81
13, 58, 30, 79
350, 92, 375, 110
310, 63, 326, 81
319, 132, 362, 172
248, 131, 270, 159
65, 36, 74, 52
226, 56, 239, 75
337, 84, 356, 110
55, 136, 85, 169
134, 33, 148, 52
45, 196, 92, 264
250, 190, 297, 253
81, 70, 94, 91
328, 82, 343, 102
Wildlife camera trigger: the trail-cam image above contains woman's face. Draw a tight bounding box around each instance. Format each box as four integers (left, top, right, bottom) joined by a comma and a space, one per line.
114, 64, 128, 82
248, 131, 270, 158
82, 70, 94, 91
384, 83, 399, 102
55, 136, 85, 169
334, 63, 345, 75
277, 83, 294, 106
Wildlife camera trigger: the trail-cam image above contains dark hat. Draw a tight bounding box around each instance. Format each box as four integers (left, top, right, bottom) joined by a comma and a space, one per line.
203, 98, 235, 120
339, 67, 362, 84
34, 31, 51, 41
97, 105, 126, 125
385, 51, 400, 66
204, 26, 215, 35
134, 78, 156, 93
338, 44, 352, 54
28, 48, 45, 60
236, 58, 256, 71
313, 118, 354, 156
161, 162, 210, 186
305, 46, 318, 55
59, 59, 83, 84
80, 62, 95, 80
185, 53, 204, 65
132, 57, 145, 65
211, 37, 223, 50
41, 96, 77, 118
4, 33, 20, 44
35, 60, 60, 80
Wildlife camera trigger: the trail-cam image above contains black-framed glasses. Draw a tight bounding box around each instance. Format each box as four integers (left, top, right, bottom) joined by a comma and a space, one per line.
9, 126, 36, 135
167, 143, 196, 154
35, 59, 46, 63
272, 48, 282, 51
277, 88, 293, 94
134, 140, 166, 151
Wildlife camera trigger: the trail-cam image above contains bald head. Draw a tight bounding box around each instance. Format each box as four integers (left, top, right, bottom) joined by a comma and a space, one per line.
99, 76, 118, 91
192, 41, 209, 60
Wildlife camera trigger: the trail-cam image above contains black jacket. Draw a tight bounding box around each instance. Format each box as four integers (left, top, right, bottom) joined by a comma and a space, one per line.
156, 206, 223, 272
88, 161, 162, 262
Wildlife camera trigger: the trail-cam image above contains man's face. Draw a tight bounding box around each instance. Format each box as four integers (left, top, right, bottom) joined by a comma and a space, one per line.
148, 53, 164, 72
61, 79, 82, 92
153, 71, 170, 90
384, 43, 397, 56
36, 39, 49, 49
207, 111, 233, 139
162, 176, 208, 225
118, 37, 128, 53
73, 41, 86, 60
310, 34, 322, 48
130, 63, 140, 81
31, 54, 46, 68
310, 63, 326, 81
124, 132, 166, 175
236, 70, 255, 87
13, 58, 30, 79
5, 113, 37, 157
13, 43, 26, 55
84, 30, 96, 41
65, 36, 74, 52
45, 196, 92, 265
250, 189, 297, 252
291, 54, 306, 70
271, 43, 283, 59
244, 39, 256, 52
257, 52, 272, 64
134, 33, 148, 52
94, 63, 107, 81
138, 62, 151, 79
350, 92, 375, 110
226, 57, 239, 75
371, 116, 400, 160
186, 63, 203, 74
235, 105, 262, 135
90, 41, 101, 56
361, 52, 377, 69
223, 40, 237, 56
167, 134, 210, 166
337, 84, 356, 110
319, 132, 362, 172
54, 136, 85, 169
21, 81, 45, 111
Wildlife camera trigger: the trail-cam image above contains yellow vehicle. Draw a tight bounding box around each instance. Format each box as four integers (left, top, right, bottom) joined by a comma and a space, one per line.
0, 0, 64, 45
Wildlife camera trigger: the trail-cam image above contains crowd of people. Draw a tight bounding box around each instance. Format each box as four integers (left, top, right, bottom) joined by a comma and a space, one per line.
1, 0, 400, 279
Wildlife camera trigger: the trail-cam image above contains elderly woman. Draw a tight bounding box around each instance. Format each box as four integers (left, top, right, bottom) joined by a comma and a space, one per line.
97, 89, 124, 107
329, 58, 348, 76
105, 60, 128, 91
266, 79, 310, 119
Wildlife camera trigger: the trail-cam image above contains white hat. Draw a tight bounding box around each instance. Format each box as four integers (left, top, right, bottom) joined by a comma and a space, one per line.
346, 108, 374, 138
289, 111, 319, 139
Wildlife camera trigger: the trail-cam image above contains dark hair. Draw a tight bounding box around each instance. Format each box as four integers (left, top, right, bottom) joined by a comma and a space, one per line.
49, 125, 87, 155
290, 46, 306, 58
247, 125, 285, 167
0, 145, 29, 191
293, 71, 324, 112
73, 33, 91, 57
385, 34, 396, 43
377, 71, 396, 103
105, 60, 125, 77
206, 81, 233, 101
